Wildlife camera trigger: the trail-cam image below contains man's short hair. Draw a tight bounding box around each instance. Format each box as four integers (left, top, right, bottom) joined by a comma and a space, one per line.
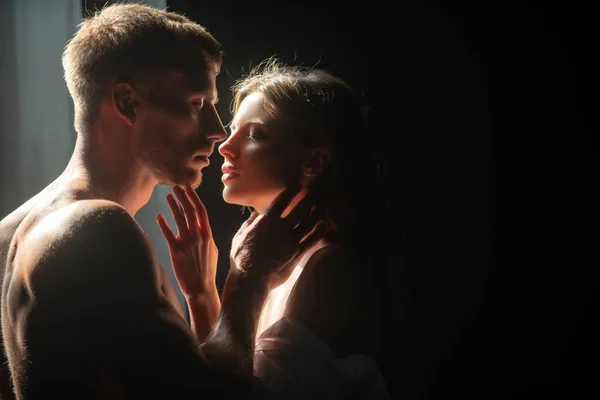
62, 3, 222, 132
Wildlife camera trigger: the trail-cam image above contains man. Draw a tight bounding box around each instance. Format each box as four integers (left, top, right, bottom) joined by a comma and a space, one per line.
0, 4, 322, 399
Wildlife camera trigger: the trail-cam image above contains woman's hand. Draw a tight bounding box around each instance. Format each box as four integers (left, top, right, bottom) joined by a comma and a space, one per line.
157, 185, 218, 301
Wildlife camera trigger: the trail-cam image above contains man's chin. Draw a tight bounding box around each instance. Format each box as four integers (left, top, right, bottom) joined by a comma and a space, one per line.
186, 175, 203, 189
162, 171, 203, 189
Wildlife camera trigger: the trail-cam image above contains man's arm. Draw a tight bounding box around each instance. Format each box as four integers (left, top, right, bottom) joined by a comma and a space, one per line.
158, 263, 188, 321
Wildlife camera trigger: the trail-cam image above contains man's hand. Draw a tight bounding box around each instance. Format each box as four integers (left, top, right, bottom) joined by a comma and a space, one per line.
230, 185, 327, 289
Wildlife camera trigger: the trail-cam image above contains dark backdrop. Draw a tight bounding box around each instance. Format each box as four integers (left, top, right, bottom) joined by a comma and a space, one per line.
81, 0, 598, 398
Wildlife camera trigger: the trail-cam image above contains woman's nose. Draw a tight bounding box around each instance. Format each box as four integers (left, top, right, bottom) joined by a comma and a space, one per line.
218, 133, 235, 158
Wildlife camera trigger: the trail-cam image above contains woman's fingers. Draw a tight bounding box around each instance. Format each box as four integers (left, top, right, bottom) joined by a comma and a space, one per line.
173, 186, 199, 238
157, 213, 178, 249
166, 193, 189, 240
184, 185, 211, 237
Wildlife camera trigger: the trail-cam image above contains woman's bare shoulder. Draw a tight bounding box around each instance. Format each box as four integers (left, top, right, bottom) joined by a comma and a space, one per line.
284, 243, 381, 356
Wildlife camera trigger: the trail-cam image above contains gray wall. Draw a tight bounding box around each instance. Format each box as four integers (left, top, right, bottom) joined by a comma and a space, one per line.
0, 0, 187, 319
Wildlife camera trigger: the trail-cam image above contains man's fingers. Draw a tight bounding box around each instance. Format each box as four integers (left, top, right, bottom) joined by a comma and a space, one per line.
298, 222, 327, 253
295, 211, 322, 239
284, 189, 321, 223
263, 184, 302, 217
241, 210, 259, 229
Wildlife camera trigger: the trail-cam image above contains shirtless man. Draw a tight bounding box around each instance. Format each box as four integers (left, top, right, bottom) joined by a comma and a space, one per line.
0, 4, 322, 399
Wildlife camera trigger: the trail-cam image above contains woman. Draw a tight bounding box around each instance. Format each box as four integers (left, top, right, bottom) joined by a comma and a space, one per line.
159, 58, 392, 398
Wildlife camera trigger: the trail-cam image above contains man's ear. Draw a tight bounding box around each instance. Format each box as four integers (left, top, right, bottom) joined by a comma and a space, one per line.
303, 147, 331, 178
112, 82, 138, 126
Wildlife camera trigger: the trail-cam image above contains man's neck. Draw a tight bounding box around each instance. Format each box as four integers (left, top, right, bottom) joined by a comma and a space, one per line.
62, 134, 156, 217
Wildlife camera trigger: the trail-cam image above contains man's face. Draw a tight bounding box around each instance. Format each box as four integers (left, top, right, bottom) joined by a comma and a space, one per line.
133, 64, 227, 188
218, 92, 308, 212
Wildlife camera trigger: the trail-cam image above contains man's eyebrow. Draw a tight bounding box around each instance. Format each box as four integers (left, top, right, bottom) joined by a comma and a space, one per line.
187, 91, 219, 104
204, 89, 219, 104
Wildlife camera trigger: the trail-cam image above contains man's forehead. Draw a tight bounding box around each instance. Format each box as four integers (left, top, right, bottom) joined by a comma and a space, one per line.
159, 67, 218, 97
185, 68, 217, 91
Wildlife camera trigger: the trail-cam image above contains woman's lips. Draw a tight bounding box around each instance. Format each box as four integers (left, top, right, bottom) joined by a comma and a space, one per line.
221, 172, 240, 182
221, 164, 240, 182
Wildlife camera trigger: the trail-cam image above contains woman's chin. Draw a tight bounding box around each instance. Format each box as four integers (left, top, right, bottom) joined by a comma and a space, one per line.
222, 189, 245, 206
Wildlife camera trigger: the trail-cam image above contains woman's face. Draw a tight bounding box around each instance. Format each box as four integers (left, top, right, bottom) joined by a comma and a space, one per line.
218, 92, 307, 212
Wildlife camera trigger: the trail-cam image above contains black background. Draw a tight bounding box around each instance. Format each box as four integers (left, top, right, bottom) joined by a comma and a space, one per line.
82, 0, 598, 397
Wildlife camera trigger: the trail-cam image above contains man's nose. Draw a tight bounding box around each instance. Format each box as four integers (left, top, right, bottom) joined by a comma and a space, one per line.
203, 103, 227, 142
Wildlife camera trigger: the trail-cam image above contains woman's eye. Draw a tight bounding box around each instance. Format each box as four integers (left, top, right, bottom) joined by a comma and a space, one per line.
248, 131, 265, 141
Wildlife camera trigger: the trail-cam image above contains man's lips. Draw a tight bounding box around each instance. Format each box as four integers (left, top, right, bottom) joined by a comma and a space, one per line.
193, 149, 213, 165
193, 155, 210, 166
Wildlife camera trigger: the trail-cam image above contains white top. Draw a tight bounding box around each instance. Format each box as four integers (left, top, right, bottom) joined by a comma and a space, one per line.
253, 241, 390, 399
255, 240, 328, 338
255, 317, 391, 399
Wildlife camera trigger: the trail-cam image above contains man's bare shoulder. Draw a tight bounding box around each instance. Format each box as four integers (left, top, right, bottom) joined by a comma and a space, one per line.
14, 199, 159, 302
21, 199, 143, 259
32, 198, 135, 238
